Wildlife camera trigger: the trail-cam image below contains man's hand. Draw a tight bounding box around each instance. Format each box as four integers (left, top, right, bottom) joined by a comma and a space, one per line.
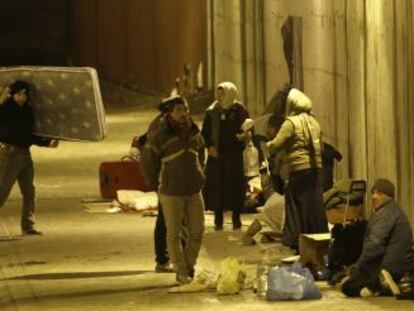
208, 146, 218, 158
48, 139, 59, 148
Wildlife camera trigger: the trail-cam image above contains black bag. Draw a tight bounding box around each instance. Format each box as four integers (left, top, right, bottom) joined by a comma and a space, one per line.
328, 220, 367, 272
327, 179, 367, 283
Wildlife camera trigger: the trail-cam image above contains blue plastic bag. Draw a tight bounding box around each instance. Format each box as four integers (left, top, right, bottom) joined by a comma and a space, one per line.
266, 262, 322, 300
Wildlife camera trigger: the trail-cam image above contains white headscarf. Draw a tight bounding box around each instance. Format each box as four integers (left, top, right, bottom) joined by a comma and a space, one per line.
286, 88, 313, 116
216, 81, 238, 109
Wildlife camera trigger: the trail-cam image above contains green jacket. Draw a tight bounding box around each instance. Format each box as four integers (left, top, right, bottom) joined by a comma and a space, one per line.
267, 88, 322, 174
267, 113, 322, 173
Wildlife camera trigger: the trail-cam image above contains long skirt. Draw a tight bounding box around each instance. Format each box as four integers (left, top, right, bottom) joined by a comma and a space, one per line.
282, 168, 328, 249
203, 151, 246, 226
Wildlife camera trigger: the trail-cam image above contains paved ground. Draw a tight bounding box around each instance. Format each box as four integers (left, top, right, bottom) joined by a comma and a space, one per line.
0, 103, 413, 310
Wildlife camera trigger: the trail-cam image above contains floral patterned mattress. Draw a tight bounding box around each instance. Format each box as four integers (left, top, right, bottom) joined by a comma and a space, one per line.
0, 66, 107, 141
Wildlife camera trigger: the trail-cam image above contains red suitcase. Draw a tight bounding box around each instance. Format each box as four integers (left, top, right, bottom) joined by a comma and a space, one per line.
99, 156, 149, 199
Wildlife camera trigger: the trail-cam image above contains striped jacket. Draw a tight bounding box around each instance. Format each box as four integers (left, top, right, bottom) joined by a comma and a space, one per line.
141, 116, 205, 196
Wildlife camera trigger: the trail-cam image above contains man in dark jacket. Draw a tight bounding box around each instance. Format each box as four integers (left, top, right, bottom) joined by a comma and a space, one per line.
0, 81, 58, 235
141, 97, 205, 285
341, 178, 413, 297
135, 97, 187, 273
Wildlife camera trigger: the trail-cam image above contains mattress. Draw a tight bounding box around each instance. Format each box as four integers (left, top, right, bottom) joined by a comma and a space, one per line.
0, 66, 107, 141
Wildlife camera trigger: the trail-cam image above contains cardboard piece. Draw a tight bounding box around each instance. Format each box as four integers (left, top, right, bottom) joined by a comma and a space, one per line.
299, 233, 330, 269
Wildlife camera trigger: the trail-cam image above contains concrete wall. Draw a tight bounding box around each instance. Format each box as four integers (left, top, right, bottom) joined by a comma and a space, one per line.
0, 0, 70, 65
209, 0, 414, 221
71, 0, 208, 93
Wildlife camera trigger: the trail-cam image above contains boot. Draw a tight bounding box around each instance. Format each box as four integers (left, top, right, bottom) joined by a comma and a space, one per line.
397, 272, 414, 300
242, 219, 262, 246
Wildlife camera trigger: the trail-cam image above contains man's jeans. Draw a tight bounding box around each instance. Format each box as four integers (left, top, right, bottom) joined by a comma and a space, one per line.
0, 143, 35, 231
159, 191, 205, 277
154, 203, 187, 265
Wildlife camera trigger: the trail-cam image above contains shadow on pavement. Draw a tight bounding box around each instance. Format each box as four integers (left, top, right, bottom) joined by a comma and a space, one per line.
3, 270, 154, 280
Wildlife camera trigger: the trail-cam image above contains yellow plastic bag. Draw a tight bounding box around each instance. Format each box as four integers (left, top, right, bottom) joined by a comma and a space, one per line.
216, 257, 246, 295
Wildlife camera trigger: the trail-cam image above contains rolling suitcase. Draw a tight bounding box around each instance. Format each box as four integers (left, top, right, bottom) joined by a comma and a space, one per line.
99, 156, 148, 199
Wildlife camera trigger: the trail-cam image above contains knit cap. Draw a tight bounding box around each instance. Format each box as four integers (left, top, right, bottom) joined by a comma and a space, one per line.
372, 178, 395, 197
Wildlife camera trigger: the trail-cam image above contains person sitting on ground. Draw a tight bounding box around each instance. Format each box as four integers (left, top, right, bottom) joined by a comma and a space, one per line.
341, 178, 414, 297
242, 114, 287, 246
241, 186, 285, 246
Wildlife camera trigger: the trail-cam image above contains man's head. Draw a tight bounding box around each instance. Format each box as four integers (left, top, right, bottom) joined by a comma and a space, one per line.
164, 96, 189, 124
371, 178, 395, 210
9, 80, 30, 106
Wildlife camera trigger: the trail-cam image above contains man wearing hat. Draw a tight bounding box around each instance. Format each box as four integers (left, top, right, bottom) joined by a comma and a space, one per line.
141, 96, 205, 285
134, 96, 188, 274
341, 178, 413, 297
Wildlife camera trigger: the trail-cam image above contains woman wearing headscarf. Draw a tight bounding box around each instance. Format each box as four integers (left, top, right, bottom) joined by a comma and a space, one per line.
201, 82, 250, 230
266, 88, 328, 250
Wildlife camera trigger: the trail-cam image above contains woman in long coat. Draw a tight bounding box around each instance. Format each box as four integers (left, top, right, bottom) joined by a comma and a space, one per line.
266, 88, 328, 250
201, 82, 250, 230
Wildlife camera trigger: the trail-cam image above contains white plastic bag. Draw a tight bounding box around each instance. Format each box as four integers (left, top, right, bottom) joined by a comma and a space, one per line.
243, 140, 260, 177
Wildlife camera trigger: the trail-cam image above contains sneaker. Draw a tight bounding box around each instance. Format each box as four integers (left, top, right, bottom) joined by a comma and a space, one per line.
360, 287, 377, 297
380, 269, 400, 296
214, 225, 223, 231
22, 228, 43, 236
339, 275, 351, 287
155, 262, 175, 273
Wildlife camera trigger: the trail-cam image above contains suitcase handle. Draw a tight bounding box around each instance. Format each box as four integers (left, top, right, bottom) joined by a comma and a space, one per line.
343, 180, 367, 225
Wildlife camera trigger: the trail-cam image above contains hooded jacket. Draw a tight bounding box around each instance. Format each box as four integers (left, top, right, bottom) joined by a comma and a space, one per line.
267, 88, 322, 173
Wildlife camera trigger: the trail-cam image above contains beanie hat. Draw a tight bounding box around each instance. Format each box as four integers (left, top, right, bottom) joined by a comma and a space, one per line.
372, 178, 395, 197
158, 95, 186, 114
9, 80, 30, 96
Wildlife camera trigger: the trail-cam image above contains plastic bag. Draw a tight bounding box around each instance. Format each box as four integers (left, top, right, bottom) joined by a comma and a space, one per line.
243, 140, 260, 177
266, 262, 321, 300
216, 257, 246, 295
